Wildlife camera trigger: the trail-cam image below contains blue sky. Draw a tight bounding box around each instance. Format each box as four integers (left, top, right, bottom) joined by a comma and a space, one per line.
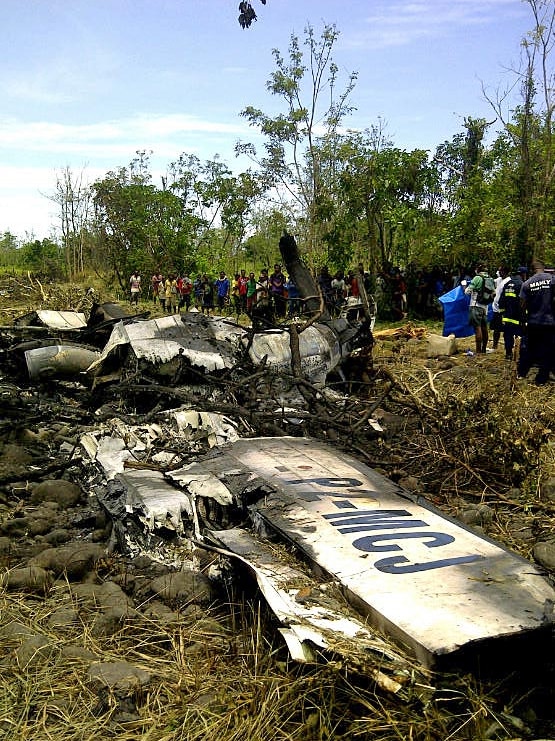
0, 0, 531, 239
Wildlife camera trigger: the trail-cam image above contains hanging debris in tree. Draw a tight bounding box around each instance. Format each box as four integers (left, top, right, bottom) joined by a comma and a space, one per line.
238, 1, 264, 29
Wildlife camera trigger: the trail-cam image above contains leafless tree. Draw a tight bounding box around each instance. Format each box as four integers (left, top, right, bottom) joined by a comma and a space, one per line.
48, 166, 92, 279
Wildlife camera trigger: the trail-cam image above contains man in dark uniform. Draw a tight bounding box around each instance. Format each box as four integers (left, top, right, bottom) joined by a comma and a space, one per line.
499, 267, 526, 361
519, 259, 555, 385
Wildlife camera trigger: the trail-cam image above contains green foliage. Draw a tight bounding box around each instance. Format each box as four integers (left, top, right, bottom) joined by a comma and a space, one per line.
243, 209, 289, 269
0, 231, 20, 269
20, 238, 64, 277
237, 23, 358, 266
90, 150, 268, 287
92, 167, 183, 288
319, 127, 439, 272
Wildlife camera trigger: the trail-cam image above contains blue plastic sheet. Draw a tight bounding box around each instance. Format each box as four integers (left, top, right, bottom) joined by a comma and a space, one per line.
438, 286, 473, 337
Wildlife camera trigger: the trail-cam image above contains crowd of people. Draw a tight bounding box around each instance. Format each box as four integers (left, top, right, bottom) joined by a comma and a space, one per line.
129, 257, 555, 384
129, 264, 371, 323
462, 259, 555, 385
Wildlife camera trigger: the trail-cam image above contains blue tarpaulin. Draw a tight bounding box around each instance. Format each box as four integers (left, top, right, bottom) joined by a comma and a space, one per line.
439, 286, 473, 337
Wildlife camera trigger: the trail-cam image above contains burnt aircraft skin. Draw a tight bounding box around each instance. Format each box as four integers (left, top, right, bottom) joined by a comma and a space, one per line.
86, 308, 374, 388
25, 345, 101, 380
1, 307, 129, 380
1, 311, 90, 367
13, 309, 88, 332
4, 277, 374, 387
81, 302, 148, 348
172, 437, 555, 670
83, 419, 423, 693
86, 313, 246, 383
203, 527, 428, 698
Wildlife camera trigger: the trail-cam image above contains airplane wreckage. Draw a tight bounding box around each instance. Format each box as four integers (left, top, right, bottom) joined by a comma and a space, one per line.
1, 240, 554, 693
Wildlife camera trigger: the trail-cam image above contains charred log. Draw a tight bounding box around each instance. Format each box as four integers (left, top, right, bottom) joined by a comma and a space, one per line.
279, 232, 330, 322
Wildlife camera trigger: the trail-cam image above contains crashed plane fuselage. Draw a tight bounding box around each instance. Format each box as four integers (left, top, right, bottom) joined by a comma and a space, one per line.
85, 310, 371, 387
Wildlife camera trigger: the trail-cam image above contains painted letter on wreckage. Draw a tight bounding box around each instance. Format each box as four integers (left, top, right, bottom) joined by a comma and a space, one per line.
198, 437, 555, 668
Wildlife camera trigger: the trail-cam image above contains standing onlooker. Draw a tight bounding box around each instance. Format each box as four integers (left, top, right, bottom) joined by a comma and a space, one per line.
391, 268, 407, 320
238, 269, 249, 315
415, 269, 431, 318
215, 271, 230, 313
151, 270, 163, 305
178, 272, 192, 313
193, 275, 203, 309
331, 270, 347, 316
258, 267, 269, 294
201, 275, 214, 315
490, 266, 510, 350
518, 258, 555, 385
246, 272, 257, 315
269, 263, 286, 318
318, 266, 334, 315
499, 267, 526, 361
346, 270, 359, 298
464, 264, 492, 354
130, 269, 141, 306
231, 274, 242, 317
285, 274, 300, 317
165, 274, 178, 314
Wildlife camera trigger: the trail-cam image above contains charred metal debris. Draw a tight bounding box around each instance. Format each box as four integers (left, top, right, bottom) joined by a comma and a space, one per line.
2, 258, 553, 695
0, 282, 417, 689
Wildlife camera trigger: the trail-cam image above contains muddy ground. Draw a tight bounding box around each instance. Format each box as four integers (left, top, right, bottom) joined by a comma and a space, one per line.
0, 275, 554, 740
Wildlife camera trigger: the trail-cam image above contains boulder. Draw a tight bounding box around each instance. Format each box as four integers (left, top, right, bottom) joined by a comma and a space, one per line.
1, 565, 52, 594
87, 660, 151, 698
148, 570, 215, 607
31, 479, 82, 507
533, 541, 555, 571
29, 543, 104, 579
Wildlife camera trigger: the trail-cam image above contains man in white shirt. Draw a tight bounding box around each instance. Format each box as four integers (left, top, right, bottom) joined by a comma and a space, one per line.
490, 266, 510, 350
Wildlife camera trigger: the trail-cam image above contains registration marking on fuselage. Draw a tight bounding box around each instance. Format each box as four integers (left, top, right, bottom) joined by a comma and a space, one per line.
206, 437, 555, 666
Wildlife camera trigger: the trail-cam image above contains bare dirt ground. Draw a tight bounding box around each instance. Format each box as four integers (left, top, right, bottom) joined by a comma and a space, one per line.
0, 274, 554, 740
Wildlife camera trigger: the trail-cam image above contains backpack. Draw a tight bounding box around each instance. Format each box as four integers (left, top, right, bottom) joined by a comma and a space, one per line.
477, 274, 496, 304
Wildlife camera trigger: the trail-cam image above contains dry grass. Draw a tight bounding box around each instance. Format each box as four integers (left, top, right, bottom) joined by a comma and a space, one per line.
1, 582, 550, 741
369, 333, 555, 548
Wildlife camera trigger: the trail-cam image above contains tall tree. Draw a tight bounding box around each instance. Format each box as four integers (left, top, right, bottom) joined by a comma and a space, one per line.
0, 231, 20, 268
242, 207, 289, 269
92, 164, 185, 290
325, 127, 437, 273
92, 152, 265, 286
20, 237, 63, 277
434, 117, 493, 266
483, 0, 555, 263
166, 153, 265, 271
236, 23, 357, 267
48, 166, 92, 279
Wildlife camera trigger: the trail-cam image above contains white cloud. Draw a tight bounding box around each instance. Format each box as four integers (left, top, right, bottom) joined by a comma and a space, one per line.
0, 190, 56, 239
0, 164, 106, 238
0, 41, 122, 104
0, 112, 258, 238
2, 78, 76, 105
346, 0, 528, 49
0, 113, 250, 159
